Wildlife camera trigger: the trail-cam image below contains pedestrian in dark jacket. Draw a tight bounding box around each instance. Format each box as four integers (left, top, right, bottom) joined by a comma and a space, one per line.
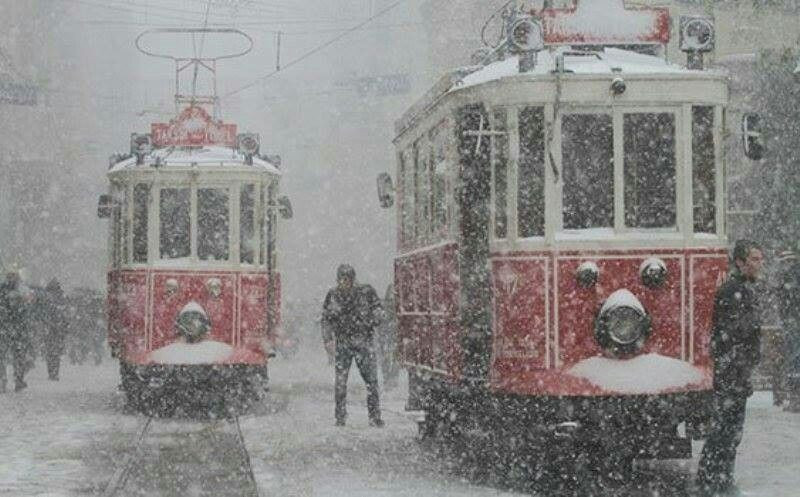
777, 252, 800, 412
322, 264, 384, 427
0, 270, 32, 393
696, 240, 764, 496
39, 279, 69, 380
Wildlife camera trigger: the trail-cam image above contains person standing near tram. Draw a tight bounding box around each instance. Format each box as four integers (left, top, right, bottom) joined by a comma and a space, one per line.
696, 240, 765, 496
38, 279, 69, 381
321, 264, 385, 427
0, 269, 33, 393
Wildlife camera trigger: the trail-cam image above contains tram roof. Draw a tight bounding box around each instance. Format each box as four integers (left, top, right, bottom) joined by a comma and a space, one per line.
396, 47, 725, 137
109, 145, 281, 175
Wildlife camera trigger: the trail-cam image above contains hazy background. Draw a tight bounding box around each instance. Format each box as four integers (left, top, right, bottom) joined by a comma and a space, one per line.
0, 0, 441, 332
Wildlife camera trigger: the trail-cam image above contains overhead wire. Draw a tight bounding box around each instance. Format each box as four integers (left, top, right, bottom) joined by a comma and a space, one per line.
222, 0, 410, 100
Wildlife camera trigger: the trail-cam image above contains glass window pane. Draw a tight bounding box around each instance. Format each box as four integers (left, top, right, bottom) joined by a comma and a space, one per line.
518, 107, 545, 237
259, 184, 266, 265
240, 184, 256, 264
132, 184, 149, 263
266, 183, 277, 269
692, 106, 716, 233
197, 188, 230, 261
624, 113, 677, 228
492, 108, 508, 239
122, 188, 130, 264
159, 188, 191, 259
562, 114, 614, 229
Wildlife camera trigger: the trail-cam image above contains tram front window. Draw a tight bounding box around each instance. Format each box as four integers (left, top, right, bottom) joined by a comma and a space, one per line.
624, 113, 677, 228
160, 188, 191, 259
198, 188, 230, 261
132, 184, 149, 263
562, 114, 614, 230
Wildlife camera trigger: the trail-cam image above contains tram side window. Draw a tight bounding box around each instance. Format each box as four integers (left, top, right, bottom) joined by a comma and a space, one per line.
413, 140, 429, 244
159, 188, 191, 259
431, 124, 448, 240
492, 108, 508, 239
692, 106, 716, 233
132, 184, 149, 263
122, 188, 130, 264
518, 106, 545, 238
562, 114, 614, 229
399, 151, 414, 246
624, 113, 677, 229
266, 183, 277, 270
240, 184, 256, 264
111, 190, 123, 268
198, 188, 230, 261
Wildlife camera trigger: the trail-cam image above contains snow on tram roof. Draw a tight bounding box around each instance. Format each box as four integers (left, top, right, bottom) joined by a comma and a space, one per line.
109, 145, 281, 174
453, 48, 712, 91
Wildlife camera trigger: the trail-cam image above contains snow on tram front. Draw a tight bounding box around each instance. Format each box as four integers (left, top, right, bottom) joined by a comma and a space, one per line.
378, 1, 727, 477
97, 29, 292, 415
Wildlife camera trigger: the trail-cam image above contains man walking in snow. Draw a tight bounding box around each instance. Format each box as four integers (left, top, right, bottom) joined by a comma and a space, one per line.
696, 240, 764, 496
322, 264, 384, 427
37, 279, 69, 381
0, 270, 32, 393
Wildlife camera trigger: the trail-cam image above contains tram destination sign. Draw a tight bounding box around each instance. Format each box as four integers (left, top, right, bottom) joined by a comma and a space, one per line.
152, 105, 237, 147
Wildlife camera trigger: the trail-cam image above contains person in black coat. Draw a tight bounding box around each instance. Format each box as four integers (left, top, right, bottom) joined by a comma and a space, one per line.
322, 264, 384, 427
696, 240, 765, 496
0, 270, 32, 393
38, 279, 69, 380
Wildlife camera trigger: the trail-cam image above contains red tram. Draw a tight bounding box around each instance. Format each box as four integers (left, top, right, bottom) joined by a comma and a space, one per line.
98, 29, 291, 412
379, 1, 728, 471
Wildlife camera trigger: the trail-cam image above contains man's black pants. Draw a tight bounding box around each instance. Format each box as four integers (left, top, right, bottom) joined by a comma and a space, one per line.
697, 392, 748, 490
335, 341, 381, 423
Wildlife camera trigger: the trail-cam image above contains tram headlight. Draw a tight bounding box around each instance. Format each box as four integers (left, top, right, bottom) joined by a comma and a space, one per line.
595, 289, 651, 357
640, 258, 668, 289
176, 302, 211, 344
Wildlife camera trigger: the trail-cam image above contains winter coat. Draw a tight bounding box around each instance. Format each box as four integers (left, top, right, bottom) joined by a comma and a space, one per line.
322, 284, 383, 346
0, 281, 30, 345
710, 271, 762, 397
38, 288, 69, 354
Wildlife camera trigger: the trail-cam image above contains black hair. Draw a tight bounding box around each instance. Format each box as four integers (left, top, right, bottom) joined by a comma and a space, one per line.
336, 264, 356, 281
733, 239, 762, 264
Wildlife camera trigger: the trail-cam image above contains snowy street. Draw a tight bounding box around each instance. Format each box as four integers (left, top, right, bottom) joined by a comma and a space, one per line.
1, 343, 798, 497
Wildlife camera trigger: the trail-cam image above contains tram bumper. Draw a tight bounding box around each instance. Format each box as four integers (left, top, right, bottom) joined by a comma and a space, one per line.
544, 390, 712, 459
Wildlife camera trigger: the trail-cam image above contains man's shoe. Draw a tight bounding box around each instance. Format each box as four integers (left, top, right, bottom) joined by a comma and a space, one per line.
335, 419, 346, 427
0, 383, 6, 394
14, 380, 27, 392
369, 418, 385, 428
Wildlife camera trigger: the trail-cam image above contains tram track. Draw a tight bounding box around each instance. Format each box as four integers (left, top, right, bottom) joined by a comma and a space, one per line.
102, 416, 260, 497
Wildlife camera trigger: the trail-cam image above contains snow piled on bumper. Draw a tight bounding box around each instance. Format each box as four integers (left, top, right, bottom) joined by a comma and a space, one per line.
149, 340, 234, 365
566, 353, 706, 394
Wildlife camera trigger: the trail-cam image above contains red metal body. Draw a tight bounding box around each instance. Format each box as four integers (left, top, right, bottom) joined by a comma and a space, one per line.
108, 269, 279, 365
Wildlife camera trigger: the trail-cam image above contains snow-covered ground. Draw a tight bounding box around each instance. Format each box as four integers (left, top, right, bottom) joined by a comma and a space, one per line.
1, 344, 799, 496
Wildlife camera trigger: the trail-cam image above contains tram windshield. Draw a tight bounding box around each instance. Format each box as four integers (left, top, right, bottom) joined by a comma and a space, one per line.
110, 180, 275, 267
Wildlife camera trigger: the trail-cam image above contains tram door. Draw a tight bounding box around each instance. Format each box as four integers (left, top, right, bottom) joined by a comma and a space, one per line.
456, 104, 493, 380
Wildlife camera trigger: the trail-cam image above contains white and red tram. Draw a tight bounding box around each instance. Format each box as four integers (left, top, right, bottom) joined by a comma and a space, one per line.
98, 30, 291, 412
380, 2, 728, 469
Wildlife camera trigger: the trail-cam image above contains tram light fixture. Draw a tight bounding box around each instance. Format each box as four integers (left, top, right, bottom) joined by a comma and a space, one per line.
165, 278, 179, 296
640, 258, 668, 289
576, 261, 599, 288
508, 16, 544, 53
175, 302, 211, 344
595, 289, 651, 357
277, 195, 293, 219
97, 194, 112, 219
610, 77, 626, 96
206, 278, 222, 298
377, 173, 395, 209
679, 16, 715, 53
237, 133, 260, 164
130, 133, 152, 164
